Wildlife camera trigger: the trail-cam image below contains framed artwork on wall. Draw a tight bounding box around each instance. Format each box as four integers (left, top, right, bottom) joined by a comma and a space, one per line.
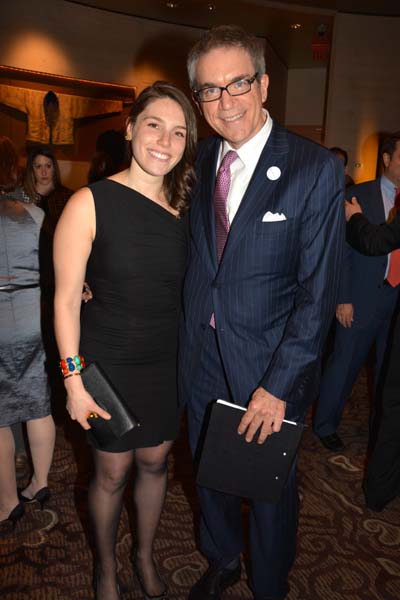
0, 65, 135, 189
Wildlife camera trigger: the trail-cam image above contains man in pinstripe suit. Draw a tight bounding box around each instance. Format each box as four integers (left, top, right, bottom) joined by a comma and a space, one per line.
179, 26, 345, 600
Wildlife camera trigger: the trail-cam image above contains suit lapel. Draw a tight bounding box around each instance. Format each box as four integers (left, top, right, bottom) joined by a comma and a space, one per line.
198, 137, 220, 272
220, 122, 289, 265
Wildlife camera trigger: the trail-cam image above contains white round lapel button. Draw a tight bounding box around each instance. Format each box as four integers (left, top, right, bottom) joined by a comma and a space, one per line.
266, 166, 281, 181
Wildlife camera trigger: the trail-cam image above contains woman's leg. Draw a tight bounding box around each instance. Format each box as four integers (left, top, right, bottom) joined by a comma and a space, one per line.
21, 414, 56, 497
134, 440, 173, 596
0, 425, 18, 520
89, 447, 134, 600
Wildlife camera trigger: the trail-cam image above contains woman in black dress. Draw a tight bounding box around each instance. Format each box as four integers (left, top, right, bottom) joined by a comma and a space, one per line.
53, 82, 197, 600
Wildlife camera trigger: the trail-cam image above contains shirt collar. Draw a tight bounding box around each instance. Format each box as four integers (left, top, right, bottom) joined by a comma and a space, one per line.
381, 174, 398, 197
218, 110, 273, 168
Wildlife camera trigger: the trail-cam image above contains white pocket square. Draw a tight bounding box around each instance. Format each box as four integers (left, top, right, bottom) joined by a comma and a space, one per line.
262, 211, 287, 222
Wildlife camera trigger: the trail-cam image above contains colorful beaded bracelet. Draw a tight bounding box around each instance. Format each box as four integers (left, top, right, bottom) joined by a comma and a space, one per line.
59, 354, 86, 377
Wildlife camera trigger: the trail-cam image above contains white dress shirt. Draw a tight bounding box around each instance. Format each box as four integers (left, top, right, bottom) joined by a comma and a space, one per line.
216, 110, 273, 224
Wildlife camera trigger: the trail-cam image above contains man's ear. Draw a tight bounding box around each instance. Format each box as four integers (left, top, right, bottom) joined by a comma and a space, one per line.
382, 152, 390, 169
259, 73, 269, 104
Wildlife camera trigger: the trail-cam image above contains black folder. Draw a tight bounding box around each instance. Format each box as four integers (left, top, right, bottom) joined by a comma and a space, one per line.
196, 400, 304, 503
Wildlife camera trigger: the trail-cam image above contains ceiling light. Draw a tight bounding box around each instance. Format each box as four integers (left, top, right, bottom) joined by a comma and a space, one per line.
290, 23, 302, 30
166, 1, 179, 8
207, 3, 216, 10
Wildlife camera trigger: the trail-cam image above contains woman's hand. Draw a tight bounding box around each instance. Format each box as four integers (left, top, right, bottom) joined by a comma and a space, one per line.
65, 377, 111, 430
345, 197, 362, 222
82, 282, 93, 303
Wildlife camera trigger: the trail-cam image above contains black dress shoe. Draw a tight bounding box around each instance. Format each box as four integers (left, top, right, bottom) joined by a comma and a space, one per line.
188, 561, 241, 600
319, 433, 344, 452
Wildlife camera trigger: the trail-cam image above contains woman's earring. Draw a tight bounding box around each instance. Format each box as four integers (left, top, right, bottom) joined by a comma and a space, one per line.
125, 134, 131, 141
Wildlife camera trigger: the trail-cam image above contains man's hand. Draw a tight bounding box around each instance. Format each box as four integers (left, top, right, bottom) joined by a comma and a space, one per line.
237, 387, 286, 444
345, 197, 362, 222
336, 303, 354, 328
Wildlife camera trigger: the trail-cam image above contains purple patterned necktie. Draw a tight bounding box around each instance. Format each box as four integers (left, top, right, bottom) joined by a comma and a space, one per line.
214, 150, 238, 262
210, 150, 237, 329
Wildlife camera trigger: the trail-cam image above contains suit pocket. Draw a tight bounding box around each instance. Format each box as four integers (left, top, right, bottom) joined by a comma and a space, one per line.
255, 217, 295, 237
250, 217, 299, 271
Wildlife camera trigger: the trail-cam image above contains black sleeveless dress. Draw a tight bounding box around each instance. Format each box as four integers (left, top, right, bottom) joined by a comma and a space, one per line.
80, 179, 188, 452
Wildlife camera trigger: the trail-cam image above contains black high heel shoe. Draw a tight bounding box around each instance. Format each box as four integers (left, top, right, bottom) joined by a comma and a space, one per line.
1, 502, 25, 530
18, 486, 51, 510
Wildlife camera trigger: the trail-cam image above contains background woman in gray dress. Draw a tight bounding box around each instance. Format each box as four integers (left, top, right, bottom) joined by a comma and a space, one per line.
0, 136, 55, 526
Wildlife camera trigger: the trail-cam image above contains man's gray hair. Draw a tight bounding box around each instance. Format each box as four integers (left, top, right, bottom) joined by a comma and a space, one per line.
187, 25, 266, 90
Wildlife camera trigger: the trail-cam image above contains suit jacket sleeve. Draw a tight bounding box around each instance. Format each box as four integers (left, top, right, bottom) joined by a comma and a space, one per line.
259, 155, 345, 406
346, 212, 400, 255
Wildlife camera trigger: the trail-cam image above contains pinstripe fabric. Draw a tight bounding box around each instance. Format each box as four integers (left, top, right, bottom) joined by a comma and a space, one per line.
179, 121, 345, 419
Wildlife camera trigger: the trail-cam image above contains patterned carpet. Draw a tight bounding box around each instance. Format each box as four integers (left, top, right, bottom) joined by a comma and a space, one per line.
1, 370, 399, 600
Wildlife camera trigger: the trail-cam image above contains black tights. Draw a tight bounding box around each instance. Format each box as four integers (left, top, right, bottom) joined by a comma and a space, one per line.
89, 441, 172, 599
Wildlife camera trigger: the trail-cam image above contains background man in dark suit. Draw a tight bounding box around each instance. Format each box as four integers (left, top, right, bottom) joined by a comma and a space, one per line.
179, 26, 344, 600
345, 132, 400, 512
313, 135, 400, 452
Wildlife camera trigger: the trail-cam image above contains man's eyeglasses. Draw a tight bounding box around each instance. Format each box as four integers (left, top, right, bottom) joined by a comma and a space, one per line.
193, 73, 259, 103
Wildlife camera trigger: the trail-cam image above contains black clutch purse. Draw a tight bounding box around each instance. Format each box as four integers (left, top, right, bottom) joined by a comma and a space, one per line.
81, 362, 140, 447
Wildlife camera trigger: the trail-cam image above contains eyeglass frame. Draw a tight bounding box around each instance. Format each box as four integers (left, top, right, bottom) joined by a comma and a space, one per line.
192, 72, 260, 103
